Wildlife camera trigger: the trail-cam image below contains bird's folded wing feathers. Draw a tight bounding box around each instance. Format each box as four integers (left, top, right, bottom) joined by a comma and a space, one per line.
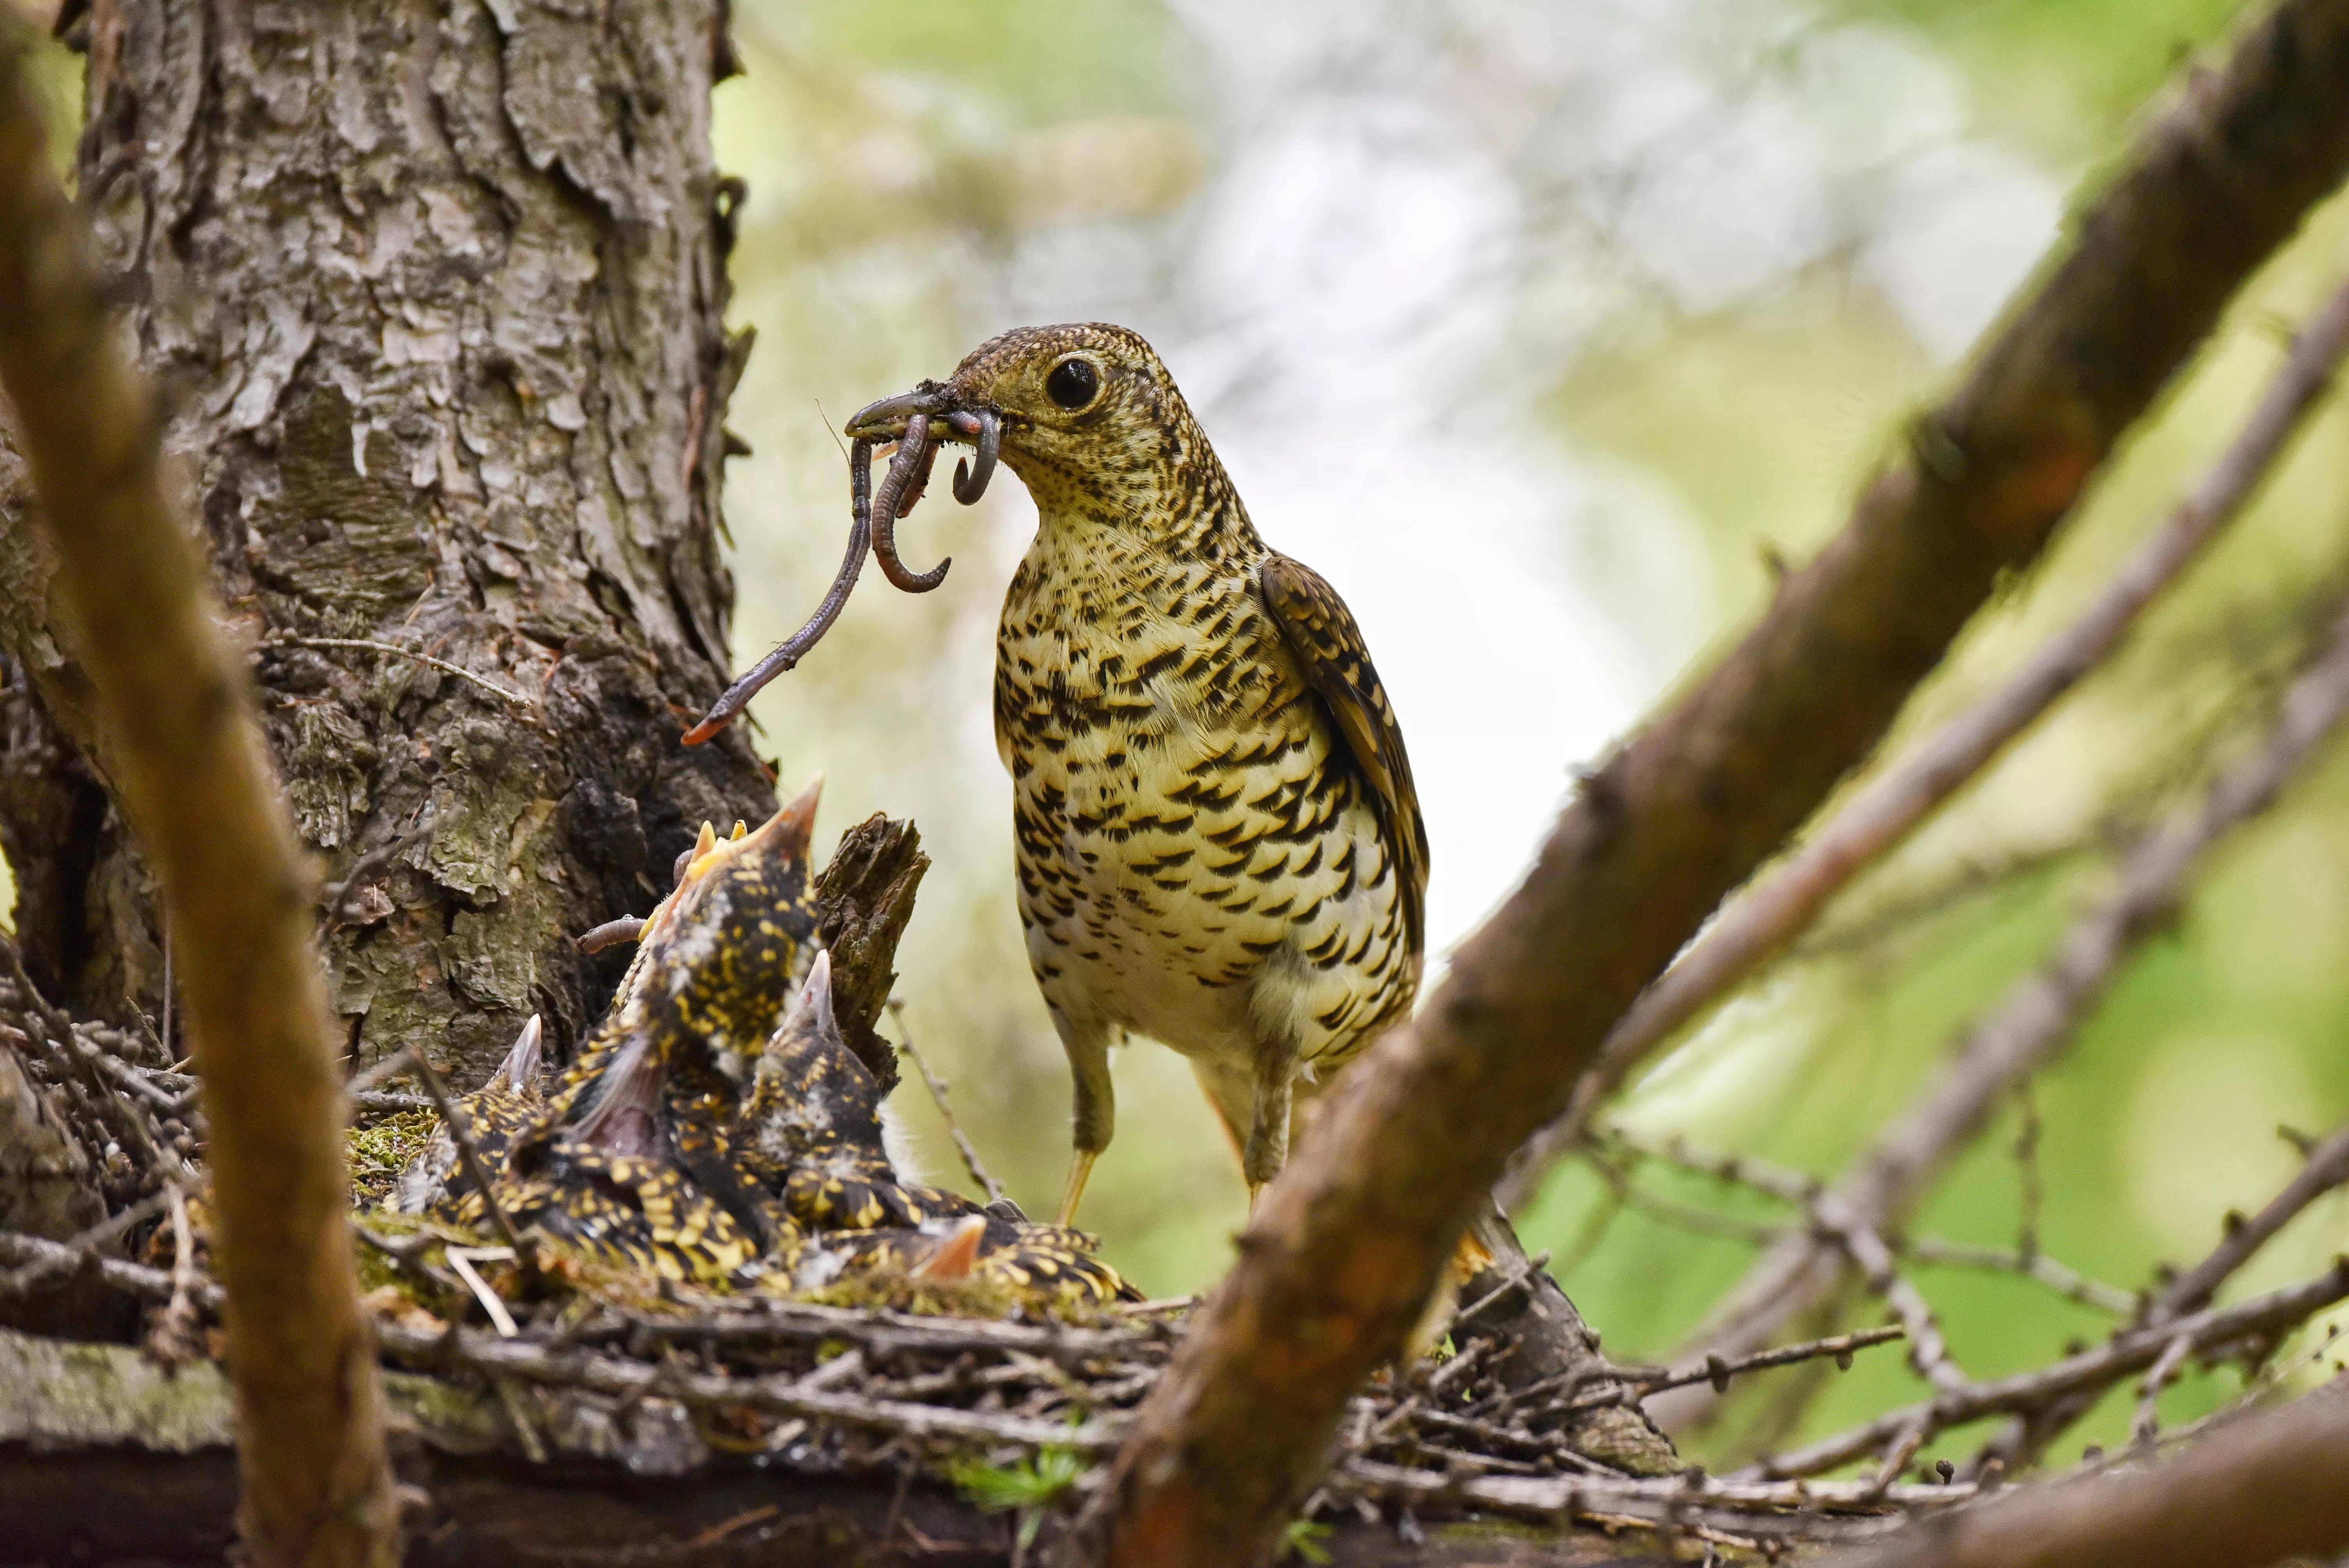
1258, 552, 1429, 957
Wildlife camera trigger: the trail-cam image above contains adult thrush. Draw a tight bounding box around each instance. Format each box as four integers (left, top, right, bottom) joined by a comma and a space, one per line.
846, 323, 1428, 1224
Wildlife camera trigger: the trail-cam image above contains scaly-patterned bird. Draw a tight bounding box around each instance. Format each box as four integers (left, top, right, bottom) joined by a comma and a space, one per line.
844, 323, 1428, 1226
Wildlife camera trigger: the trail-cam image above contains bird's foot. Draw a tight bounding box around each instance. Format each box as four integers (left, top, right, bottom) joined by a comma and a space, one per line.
1055, 1148, 1100, 1228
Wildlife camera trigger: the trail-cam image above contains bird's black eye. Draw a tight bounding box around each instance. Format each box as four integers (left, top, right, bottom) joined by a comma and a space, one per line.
1044, 357, 1100, 411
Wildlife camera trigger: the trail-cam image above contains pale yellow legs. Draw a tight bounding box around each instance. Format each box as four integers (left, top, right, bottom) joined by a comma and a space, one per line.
1055, 1148, 1100, 1228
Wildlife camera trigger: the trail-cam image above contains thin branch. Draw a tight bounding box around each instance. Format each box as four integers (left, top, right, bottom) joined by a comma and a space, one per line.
1813, 1379, 2349, 1568
1673, 589, 2349, 1406
2130, 1333, 2196, 1448
0, 1188, 169, 1299
144, 1181, 205, 1366
1616, 1132, 1969, 1392
2164, 1117, 2349, 1317
1514, 264, 2349, 1194
889, 998, 1003, 1203
1749, 1261, 2349, 1479
0, 1227, 222, 1309
0, 41, 396, 1564
1902, 1239, 2137, 1317
1980, 1113, 2349, 1471
373, 1319, 1127, 1454
1076, 7, 2349, 1559
1481, 1326, 1907, 1425
405, 1048, 538, 1278
262, 635, 538, 711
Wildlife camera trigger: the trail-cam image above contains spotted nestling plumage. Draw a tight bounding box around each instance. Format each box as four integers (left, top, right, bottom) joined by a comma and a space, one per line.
390, 780, 1132, 1306
847, 323, 1428, 1222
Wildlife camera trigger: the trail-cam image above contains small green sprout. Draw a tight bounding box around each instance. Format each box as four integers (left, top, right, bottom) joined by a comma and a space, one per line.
943, 1445, 1087, 1554
1283, 1517, 1333, 1564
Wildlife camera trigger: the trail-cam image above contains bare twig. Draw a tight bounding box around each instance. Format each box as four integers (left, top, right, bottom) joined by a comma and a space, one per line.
1513, 267, 2349, 1199
1581, 1128, 2136, 1318
314, 827, 430, 935
1902, 1239, 2137, 1317
2164, 1117, 2349, 1317
2014, 1080, 2043, 1263
1674, 591, 2349, 1408
374, 1319, 1126, 1453
889, 998, 1003, 1203
0, 941, 178, 1183
1613, 1133, 1967, 1391
263, 635, 537, 711
0, 1227, 221, 1310
1453, 1249, 1552, 1332
1486, 1326, 1907, 1427
1750, 1261, 2349, 1479
1981, 1113, 2349, 1471
2130, 1333, 2196, 1448
0, 1188, 169, 1299
574, 917, 646, 955
405, 1048, 537, 1277
1815, 1379, 2349, 1568
144, 1181, 205, 1366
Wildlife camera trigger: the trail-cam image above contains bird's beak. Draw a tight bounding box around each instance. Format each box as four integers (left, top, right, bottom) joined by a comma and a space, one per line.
844, 381, 995, 447
845, 383, 947, 443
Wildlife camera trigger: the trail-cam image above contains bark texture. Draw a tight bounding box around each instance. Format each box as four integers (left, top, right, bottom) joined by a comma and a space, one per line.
0, 0, 772, 1083
1073, 2, 2349, 1563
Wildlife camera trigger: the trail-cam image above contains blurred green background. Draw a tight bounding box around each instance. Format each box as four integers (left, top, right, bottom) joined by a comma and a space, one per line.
708, 0, 2349, 1471
25, 0, 2349, 1477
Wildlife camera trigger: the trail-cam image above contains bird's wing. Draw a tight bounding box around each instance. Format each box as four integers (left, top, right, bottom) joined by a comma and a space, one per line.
1258, 552, 1429, 959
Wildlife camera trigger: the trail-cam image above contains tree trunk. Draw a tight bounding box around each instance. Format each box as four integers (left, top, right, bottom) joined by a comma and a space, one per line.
0, 0, 772, 1083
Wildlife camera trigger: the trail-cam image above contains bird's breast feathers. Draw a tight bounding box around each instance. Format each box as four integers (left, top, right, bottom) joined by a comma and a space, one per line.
996, 540, 1415, 1066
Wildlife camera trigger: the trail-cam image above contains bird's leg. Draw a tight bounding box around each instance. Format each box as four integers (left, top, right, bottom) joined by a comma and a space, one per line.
1056, 1149, 1100, 1231
1241, 1044, 1297, 1193
1055, 1014, 1116, 1228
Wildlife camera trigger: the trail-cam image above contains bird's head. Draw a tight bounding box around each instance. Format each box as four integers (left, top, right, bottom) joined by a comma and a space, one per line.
845, 323, 1217, 519
618, 774, 827, 1083
739, 950, 886, 1171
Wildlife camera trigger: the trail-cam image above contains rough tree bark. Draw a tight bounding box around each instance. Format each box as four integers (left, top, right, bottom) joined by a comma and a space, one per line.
0, 0, 772, 1082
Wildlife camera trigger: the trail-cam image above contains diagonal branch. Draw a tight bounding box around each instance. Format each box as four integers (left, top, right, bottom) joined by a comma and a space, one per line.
1669, 588, 2349, 1416
1068, 5, 2349, 1563
0, 33, 396, 1568
1505, 262, 2349, 1209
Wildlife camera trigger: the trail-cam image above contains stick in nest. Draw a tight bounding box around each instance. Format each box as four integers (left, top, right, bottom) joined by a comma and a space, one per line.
400, 1047, 540, 1279
889, 998, 1005, 1204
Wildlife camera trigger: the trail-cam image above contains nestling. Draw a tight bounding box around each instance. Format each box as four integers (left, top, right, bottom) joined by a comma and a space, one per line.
845, 323, 1428, 1224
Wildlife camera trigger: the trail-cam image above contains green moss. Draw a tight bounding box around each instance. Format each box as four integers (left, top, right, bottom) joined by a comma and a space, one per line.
348, 1110, 439, 1208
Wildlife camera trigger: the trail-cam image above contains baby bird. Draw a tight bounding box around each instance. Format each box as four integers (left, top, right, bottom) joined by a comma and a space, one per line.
846, 324, 1427, 1223
398, 780, 827, 1281
743, 951, 1131, 1305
